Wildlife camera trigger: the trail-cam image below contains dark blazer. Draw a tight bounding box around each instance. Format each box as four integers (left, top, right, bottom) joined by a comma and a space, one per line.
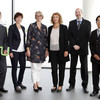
48, 24, 69, 62
8, 24, 26, 53
0, 25, 7, 50
68, 18, 91, 55
90, 29, 100, 62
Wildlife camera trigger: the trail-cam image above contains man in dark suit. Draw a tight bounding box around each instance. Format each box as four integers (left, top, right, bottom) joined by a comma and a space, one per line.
90, 15, 100, 99
66, 8, 91, 93
0, 12, 8, 97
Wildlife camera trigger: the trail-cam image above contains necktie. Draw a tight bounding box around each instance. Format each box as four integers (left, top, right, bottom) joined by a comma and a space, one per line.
77, 21, 81, 30
98, 30, 100, 37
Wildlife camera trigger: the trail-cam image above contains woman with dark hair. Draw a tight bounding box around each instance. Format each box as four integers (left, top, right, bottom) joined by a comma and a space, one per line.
8, 12, 26, 93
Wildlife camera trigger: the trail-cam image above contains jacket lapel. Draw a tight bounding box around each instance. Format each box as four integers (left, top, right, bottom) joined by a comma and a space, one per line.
0, 25, 3, 36
14, 24, 20, 39
59, 24, 62, 43
79, 19, 85, 30
21, 26, 26, 37
73, 20, 78, 33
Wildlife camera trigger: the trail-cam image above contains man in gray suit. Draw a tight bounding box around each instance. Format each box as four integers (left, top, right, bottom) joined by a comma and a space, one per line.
0, 12, 8, 97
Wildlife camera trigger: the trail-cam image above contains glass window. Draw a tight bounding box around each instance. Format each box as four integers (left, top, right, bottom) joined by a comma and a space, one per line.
0, 0, 12, 67
0, 0, 12, 27
14, 0, 82, 67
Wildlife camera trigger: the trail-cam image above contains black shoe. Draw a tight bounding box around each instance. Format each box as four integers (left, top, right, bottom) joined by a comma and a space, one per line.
90, 91, 98, 96
15, 86, 21, 93
57, 86, 62, 92
57, 89, 62, 92
0, 93, 2, 97
0, 88, 8, 93
66, 85, 74, 91
37, 87, 42, 90
51, 87, 57, 92
83, 88, 89, 94
33, 86, 39, 93
19, 84, 27, 89
98, 94, 100, 99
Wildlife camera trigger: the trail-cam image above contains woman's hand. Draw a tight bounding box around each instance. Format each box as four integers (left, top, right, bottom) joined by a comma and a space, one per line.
45, 49, 48, 58
94, 54, 100, 60
26, 50, 30, 57
3, 50, 7, 54
10, 53, 14, 58
64, 51, 68, 57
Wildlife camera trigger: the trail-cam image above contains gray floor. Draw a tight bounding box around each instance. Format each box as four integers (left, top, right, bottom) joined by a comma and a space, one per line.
0, 68, 99, 100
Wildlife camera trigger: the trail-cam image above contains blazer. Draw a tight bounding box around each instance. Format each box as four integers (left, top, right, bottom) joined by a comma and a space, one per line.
90, 29, 100, 62
0, 25, 7, 50
48, 24, 69, 62
8, 24, 26, 53
68, 18, 91, 56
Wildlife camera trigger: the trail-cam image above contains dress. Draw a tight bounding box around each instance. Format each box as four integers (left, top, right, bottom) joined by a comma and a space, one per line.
27, 22, 48, 63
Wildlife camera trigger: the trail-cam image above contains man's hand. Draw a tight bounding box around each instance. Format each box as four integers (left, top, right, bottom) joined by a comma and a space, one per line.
73, 45, 80, 50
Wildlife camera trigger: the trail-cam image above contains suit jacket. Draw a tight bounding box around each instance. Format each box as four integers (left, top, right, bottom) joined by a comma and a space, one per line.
90, 29, 100, 63
0, 25, 7, 50
8, 24, 26, 53
48, 24, 69, 62
68, 18, 91, 55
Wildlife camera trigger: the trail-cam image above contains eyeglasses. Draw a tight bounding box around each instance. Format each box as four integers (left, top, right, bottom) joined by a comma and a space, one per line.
36, 15, 42, 17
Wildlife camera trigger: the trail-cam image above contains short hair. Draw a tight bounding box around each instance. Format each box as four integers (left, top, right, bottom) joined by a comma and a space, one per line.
35, 11, 44, 19
14, 12, 23, 21
51, 12, 63, 24
75, 8, 82, 13
96, 15, 100, 22
0, 12, 1, 15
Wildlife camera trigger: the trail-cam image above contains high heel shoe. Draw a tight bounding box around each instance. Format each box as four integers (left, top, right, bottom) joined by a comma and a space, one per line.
51, 87, 57, 92
57, 86, 62, 92
37, 86, 42, 90
33, 86, 39, 93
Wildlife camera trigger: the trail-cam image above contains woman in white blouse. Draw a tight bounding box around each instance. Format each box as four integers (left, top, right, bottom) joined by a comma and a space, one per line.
48, 12, 69, 92
8, 12, 26, 93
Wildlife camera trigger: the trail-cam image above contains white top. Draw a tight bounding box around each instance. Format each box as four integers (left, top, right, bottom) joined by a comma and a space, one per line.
12, 29, 25, 52
50, 27, 60, 51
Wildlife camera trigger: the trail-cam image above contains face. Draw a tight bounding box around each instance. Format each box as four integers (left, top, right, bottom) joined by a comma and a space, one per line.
15, 16, 23, 24
35, 13, 43, 22
96, 17, 100, 28
75, 8, 82, 19
52, 15, 59, 24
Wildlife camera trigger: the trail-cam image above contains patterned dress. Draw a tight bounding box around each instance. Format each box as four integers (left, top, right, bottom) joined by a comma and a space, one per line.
27, 22, 48, 63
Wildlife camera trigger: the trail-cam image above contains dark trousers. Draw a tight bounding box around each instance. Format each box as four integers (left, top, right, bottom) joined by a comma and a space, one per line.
0, 55, 7, 88
50, 51, 66, 87
69, 53, 88, 88
10, 51, 26, 88
92, 61, 100, 92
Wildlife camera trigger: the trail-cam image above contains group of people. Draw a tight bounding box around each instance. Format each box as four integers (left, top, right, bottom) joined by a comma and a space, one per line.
0, 8, 100, 99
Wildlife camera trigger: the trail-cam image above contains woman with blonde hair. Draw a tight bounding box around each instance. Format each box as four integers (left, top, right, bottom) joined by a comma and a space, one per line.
48, 12, 69, 92
26, 11, 48, 92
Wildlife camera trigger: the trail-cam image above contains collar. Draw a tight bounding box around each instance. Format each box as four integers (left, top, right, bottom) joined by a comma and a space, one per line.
77, 18, 83, 22
97, 29, 100, 32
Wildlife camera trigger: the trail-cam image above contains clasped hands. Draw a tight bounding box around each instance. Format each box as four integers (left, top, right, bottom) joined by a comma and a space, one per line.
73, 45, 80, 50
